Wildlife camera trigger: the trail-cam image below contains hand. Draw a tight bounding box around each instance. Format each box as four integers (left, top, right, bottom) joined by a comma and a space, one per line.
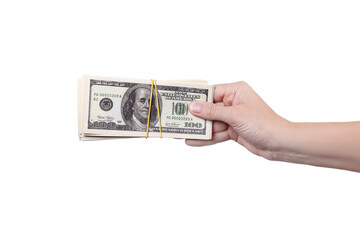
186, 81, 360, 172
186, 81, 290, 160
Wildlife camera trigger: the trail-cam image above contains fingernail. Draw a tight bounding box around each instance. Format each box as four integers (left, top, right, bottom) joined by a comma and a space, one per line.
189, 101, 203, 114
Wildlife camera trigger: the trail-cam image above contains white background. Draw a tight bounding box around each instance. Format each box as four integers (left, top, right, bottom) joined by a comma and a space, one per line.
0, 0, 359, 239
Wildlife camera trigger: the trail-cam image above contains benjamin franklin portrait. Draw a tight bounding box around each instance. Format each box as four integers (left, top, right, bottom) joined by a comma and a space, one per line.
121, 84, 162, 131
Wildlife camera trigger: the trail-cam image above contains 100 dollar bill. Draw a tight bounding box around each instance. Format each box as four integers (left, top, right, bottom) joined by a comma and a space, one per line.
78, 75, 213, 140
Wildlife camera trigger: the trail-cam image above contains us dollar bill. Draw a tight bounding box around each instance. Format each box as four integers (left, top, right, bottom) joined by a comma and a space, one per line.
78, 75, 213, 140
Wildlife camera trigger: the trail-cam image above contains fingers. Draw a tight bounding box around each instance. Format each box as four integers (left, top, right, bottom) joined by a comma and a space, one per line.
213, 81, 250, 103
185, 131, 231, 147
189, 101, 235, 124
185, 117, 228, 147
188, 82, 251, 122
213, 121, 228, 133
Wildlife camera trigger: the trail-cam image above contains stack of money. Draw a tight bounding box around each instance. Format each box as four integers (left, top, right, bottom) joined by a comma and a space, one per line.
78, 75, 213, 140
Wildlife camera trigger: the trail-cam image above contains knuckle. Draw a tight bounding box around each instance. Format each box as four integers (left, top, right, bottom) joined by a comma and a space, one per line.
237, 81, 249, 88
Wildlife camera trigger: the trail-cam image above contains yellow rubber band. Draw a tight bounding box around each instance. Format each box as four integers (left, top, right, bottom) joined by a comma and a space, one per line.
146, 79, 154, 138
154, 80, 162, 138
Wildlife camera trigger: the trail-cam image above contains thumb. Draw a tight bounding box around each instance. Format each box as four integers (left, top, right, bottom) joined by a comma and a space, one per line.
189, 101, 234, 123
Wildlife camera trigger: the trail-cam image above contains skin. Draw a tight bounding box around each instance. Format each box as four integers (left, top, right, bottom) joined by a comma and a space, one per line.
132, 88, 151, 124
186, 81, 360, 172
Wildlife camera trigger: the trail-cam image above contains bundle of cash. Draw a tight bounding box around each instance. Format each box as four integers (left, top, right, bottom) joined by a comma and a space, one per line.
78, 75, 213, 140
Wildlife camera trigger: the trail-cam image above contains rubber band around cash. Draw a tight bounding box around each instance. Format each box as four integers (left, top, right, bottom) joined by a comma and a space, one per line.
145, 79, 162, 138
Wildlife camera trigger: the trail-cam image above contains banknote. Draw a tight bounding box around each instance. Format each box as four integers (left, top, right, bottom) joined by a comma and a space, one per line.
78, 75, 213, 140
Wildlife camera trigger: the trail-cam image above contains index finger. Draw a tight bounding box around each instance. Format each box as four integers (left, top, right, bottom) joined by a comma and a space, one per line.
213, 83, 229, 103
213, 81, 249, 103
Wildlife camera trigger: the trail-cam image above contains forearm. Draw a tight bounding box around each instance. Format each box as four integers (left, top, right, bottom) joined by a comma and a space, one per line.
274, 121, 360, 172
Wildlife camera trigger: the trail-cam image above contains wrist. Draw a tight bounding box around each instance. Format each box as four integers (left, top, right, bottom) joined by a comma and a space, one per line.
271, 121, 311, 164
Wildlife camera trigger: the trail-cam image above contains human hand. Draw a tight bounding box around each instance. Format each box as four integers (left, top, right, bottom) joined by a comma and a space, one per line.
185, 81, 290, 160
